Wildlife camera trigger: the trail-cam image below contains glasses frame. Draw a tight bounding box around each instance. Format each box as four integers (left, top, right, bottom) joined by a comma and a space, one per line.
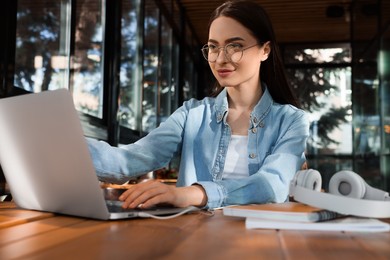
201, 43, 260, 63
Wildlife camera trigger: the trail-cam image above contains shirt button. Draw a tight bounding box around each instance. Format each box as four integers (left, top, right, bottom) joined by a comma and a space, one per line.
251, 128, 257, 133
259, 121, 265, 128
249, 153, 256, 159
253, 117, 258, 123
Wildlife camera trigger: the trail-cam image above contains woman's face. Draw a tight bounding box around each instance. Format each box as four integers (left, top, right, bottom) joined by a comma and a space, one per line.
207, 16, 270, 88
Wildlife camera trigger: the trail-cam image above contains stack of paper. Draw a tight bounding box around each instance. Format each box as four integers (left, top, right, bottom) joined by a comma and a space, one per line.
223, 202, 390, 232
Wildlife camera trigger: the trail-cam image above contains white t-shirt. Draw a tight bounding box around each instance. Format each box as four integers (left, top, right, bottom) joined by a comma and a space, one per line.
222, 135, 249, 180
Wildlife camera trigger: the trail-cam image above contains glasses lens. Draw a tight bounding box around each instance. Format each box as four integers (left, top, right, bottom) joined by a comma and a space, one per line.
226, 44, 243, 63
202, 45, 220, 62
201, 45, 210, 61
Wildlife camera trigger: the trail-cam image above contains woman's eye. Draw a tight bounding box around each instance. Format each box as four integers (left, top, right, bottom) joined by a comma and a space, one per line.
229, 43, 242, 49
229, 43, 242, 48
227, 43, 242, 52
208, 44, 218, 51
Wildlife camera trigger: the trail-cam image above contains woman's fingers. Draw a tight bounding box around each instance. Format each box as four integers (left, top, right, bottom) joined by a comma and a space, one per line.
117, 180, 207, 208
119, 180, 172, 209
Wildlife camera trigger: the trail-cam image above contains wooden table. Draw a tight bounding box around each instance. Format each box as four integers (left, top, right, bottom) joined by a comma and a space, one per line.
1, 202, 390, 260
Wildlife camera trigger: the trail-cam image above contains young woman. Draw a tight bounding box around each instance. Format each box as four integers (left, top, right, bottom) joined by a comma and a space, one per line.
87, 0, 309, 209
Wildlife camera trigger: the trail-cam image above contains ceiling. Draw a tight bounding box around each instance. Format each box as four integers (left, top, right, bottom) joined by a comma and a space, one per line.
179, 0, 383, 45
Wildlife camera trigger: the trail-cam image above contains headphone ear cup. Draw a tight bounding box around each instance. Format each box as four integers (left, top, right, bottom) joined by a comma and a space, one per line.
294, 169, 322, 191
328, 170, 366, 199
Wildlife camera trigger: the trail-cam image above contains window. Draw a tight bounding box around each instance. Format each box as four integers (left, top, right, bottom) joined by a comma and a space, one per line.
159, 15, 174, 124
350, 0, 387, 188
10, 0, 200, 147
119, 0, 142, 131
142, 1, 159, 133
71, 0, 104, 118
285, 45, 353, 184
14, 0, 104, 119
14, 0, 72, 92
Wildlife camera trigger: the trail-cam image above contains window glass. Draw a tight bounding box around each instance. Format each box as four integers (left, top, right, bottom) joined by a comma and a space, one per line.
14, 0, 71, 92
182, 22, 198, 100
288, 66, 352, 155
285, 46, 353, 183
352, 40, 381, 180
350, 0, 382, 185
159, 15, 173, 123
14, 0, 103, 118
142, 2, 159, 133
380, 28, 390, 178
284, 46, 351, 64
183, 52, 196, 101
380, 31, 390, 154
119, 0, 141, 130
171, 37, 179, 111
71, 0, 103, 118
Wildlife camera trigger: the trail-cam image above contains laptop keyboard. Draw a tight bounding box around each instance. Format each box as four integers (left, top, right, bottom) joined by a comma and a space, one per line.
105, 200, 139, 213
105, 200, 184, 214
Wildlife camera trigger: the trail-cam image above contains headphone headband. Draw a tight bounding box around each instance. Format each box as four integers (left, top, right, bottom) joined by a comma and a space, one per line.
290, 169, 390, 218
290, 183, 390, 218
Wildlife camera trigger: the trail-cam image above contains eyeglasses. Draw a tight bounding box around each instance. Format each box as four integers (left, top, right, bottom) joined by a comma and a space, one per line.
201, 43, 259, 63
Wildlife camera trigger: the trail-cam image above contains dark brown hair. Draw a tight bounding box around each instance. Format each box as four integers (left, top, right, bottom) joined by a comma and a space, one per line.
208, 0, 300, 108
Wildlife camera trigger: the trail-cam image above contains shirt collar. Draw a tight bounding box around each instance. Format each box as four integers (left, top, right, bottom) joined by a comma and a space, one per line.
214, 82, 273, 127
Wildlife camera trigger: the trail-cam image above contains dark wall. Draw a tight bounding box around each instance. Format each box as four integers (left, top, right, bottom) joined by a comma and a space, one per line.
0, 0, 17, 98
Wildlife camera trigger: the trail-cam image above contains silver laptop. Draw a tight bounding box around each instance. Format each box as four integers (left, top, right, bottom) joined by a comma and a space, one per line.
0, 89, 196, 220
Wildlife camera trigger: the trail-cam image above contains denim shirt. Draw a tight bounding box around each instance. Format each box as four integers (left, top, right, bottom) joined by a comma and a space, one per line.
87, 86, 309, 209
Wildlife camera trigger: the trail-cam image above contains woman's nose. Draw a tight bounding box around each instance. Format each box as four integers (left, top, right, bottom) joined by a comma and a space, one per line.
215, 49, 227, 63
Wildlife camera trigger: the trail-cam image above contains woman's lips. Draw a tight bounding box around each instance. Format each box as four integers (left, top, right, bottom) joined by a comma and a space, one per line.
217, 69, 233, 77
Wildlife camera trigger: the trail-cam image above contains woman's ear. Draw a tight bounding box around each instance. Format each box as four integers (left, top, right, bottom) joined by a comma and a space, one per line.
261, 41, 271, 61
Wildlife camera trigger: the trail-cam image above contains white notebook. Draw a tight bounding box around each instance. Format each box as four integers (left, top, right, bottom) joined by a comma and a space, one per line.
246, 216, 390, 232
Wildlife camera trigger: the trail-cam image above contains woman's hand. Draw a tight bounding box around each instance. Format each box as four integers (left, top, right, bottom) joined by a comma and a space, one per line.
118, 179, 207, 209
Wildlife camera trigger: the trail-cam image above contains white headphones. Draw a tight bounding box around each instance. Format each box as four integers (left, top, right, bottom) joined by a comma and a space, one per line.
289, 169, 390, 218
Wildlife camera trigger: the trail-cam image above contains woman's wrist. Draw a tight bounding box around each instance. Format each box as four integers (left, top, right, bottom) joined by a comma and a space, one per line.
177, 185, 207, 208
